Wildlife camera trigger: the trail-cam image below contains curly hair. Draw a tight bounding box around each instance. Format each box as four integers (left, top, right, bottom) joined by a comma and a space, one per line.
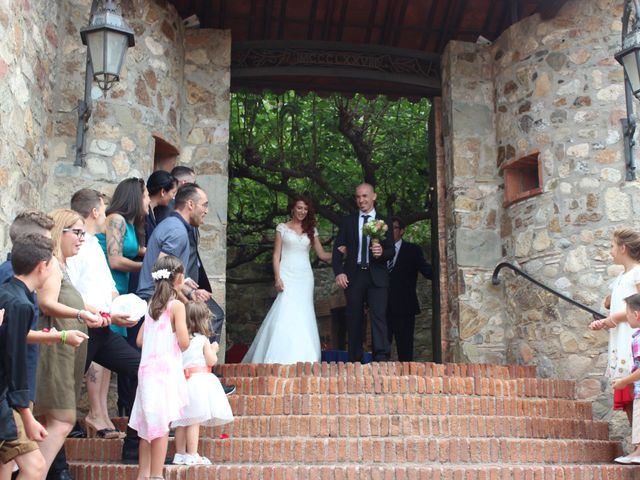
288, 194, 316, 241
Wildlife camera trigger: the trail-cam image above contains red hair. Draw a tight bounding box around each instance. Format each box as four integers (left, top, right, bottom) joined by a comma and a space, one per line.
288, 194, 316, 241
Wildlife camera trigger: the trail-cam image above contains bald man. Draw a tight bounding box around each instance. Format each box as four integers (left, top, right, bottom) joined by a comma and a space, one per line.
332, 183, 394, 362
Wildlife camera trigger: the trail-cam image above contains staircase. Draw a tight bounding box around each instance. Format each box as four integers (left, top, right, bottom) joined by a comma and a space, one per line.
67, 362, 639, 479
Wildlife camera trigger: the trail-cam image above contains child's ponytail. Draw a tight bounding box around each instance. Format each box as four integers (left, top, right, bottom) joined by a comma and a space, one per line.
149, 255, 185, 320
614, 228, 640, 261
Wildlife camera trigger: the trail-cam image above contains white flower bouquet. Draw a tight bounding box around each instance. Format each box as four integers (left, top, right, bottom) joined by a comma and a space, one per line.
362, 219, 388, 245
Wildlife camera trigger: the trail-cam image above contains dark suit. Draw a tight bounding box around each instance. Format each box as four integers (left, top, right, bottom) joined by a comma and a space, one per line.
333, 211, 394, 361
387, 240, 432, 361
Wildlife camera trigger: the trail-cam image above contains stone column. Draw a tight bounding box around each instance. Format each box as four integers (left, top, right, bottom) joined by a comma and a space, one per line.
441, 41, 507, 364
180, 29, 231, 359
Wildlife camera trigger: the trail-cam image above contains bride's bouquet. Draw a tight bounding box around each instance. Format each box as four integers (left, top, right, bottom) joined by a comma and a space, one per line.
362, 219, 388, 245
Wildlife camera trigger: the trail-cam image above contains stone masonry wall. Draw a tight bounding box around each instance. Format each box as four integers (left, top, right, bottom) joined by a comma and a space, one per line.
441, 41, 507, 364
180, 29, 231, 351
443, 0, 637, 439
493, 0, 638, 437
0, 0, 60, 251
45, 0, 186, 205
0, 0, 231, 351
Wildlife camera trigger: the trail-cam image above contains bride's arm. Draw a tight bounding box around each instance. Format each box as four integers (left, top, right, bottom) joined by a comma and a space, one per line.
312, 235, 332, 262
273, 231, 284, 291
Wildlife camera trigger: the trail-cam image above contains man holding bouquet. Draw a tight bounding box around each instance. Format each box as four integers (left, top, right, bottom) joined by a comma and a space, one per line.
333, 183, 395, 362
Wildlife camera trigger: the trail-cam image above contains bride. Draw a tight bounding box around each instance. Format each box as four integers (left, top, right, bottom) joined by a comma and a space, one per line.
243, 194, 332, 364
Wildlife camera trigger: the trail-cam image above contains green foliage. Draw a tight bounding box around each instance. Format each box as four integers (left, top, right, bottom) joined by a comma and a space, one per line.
228, 90, 432, 267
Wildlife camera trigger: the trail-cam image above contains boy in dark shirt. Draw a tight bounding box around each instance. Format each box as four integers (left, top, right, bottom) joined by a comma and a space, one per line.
0, 234, 54, 478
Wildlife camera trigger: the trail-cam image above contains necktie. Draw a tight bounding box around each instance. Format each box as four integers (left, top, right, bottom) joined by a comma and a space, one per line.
360, 214, 370, 266
388, 249, 396, 271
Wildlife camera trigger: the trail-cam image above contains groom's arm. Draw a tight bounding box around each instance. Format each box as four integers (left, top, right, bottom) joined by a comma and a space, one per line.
375, 217, 395, 262
332, 216, 348, 276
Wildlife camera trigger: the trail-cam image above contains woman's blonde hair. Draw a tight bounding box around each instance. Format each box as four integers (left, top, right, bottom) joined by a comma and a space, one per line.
149, 255, 184, 320
614, 228, 640, 261
185, 301, 211, 337
48, 209, 83, 262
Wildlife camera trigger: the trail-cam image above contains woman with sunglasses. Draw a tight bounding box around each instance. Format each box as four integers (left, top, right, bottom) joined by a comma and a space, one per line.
97, 178, 150, 336
35, 209, 104, 474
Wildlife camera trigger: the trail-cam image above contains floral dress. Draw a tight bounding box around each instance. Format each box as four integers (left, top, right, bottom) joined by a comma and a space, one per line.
129, 300, 188, 441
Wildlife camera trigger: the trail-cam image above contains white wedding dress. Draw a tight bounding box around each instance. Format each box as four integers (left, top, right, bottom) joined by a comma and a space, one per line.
243, 223, 321, 364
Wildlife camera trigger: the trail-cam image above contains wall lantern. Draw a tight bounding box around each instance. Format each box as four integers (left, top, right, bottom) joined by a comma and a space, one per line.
615, 0, 640, 181
75, 0, 135, 166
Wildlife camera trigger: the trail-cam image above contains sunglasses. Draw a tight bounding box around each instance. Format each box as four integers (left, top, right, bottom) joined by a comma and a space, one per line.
63, 228, 86, 240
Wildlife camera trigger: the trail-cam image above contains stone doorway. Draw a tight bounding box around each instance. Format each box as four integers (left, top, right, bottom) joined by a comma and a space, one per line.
224, 89, 440, 362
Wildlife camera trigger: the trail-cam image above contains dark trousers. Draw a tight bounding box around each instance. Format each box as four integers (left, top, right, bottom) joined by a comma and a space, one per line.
113, 322, 142, 416
387, 314, 416, 362
344, 269, 390, 362
47, 448, 68, 477
86, 326, 141, 453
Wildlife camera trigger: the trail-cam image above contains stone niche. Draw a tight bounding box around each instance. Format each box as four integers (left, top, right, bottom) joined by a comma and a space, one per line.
500, 150, 542, 207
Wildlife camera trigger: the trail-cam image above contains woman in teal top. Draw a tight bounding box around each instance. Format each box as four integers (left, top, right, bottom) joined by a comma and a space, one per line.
97, 177, 150, 336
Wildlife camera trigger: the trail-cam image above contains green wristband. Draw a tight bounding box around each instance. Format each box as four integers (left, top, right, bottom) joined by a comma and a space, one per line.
60, 330, 67, 345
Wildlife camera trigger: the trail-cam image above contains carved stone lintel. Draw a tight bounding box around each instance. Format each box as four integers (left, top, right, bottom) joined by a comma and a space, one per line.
232, 41, 442, 97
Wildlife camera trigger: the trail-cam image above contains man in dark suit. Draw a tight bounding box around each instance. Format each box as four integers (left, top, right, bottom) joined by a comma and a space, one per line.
333, 183, 395, 362
387, 217, 432, 361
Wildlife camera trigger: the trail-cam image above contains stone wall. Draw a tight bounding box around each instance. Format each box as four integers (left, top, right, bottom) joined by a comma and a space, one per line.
442, 0, 635, 437
0, 0, 60, 251
0, 0, 231, 350
441, 41, 507, 364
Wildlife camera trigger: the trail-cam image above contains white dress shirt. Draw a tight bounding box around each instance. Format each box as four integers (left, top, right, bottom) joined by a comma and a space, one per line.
358, 208, 376, 264
66, 232, 117, 311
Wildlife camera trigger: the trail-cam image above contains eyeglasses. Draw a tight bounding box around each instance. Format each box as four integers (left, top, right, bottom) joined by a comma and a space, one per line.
63, 228, 86, 240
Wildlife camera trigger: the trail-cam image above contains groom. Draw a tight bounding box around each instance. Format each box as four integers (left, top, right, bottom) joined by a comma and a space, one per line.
333, 183, 394, 362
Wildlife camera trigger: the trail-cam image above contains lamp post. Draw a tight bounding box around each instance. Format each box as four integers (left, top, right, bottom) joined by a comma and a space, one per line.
615, 0, 640, 181
74, 0, 135, 166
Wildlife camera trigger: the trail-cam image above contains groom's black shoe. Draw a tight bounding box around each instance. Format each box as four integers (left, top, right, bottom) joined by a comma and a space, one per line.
223, 384, 236, 395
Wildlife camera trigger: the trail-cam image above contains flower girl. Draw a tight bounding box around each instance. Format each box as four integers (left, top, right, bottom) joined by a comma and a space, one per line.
171, 301, 234, 465
128, 256, 190, 480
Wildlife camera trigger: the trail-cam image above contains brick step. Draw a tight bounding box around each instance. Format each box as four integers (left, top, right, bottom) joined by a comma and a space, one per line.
222, 375, 576, 398
216, 362, 539, 380
108, 414, 609, 440
66, 437, 622, 464
68, 462, 639, 480
199, 415, 609, 440
224, 394, 593, 419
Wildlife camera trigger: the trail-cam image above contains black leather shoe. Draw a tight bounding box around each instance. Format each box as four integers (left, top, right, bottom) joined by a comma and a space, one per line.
223, 384, 236, 395
66, 421, 86, 438
47, 469, 74, 480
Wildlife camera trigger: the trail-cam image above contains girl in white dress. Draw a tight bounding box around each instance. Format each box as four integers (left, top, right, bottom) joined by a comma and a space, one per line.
172, 301, 233, 465
243, 194, 332, 364
590, 228, 640, 424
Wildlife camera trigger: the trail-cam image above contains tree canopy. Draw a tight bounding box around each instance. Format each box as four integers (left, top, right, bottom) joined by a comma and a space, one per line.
228, 90, 432, 270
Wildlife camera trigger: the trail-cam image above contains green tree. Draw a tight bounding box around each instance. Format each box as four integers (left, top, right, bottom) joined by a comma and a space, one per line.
228, 91, 431, 269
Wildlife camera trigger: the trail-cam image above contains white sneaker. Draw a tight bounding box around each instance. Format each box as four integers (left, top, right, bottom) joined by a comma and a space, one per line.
184, 453, 212, 465
173, 453, 187, 465
184, 454, 201, 465
614, 455, 633, 464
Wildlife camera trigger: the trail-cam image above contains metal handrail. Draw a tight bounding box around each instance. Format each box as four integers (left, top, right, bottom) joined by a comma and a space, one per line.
491, 262, 606, 319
